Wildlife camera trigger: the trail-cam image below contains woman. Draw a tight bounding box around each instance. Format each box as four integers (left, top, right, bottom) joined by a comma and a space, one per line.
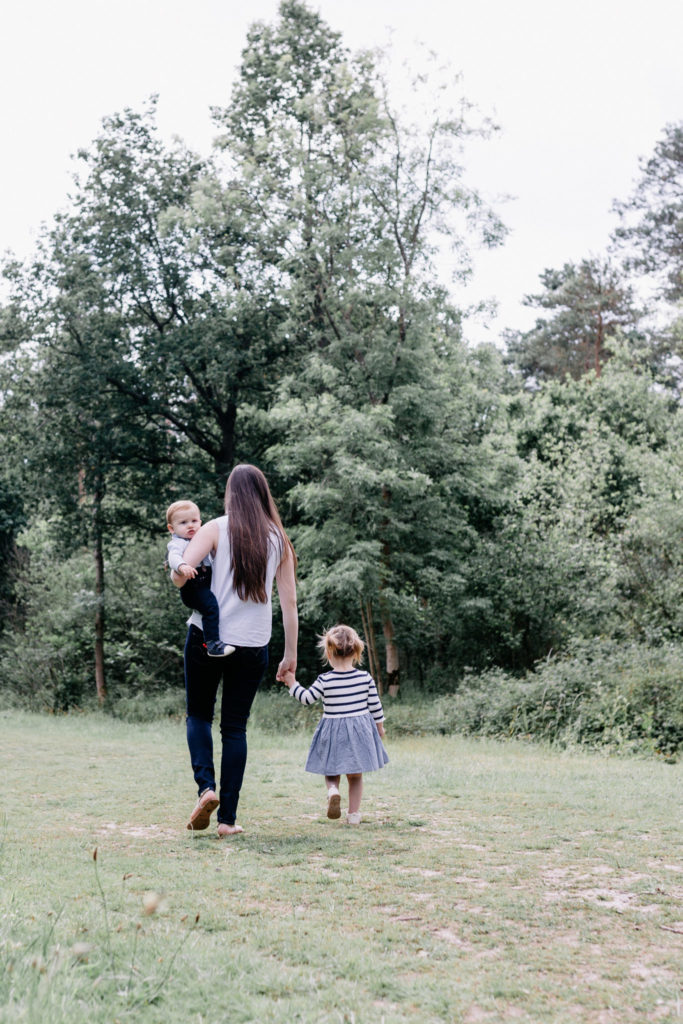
173, 464, 297, 837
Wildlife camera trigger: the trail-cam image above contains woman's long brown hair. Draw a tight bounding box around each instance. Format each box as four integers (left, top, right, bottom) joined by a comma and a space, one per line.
224, 464, 296, 603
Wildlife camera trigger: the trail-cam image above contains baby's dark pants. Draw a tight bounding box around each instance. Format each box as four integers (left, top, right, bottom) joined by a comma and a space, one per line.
179, 565, 220, 646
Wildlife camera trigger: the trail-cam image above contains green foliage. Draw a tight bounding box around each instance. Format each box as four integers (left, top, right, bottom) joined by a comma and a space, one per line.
0, 524, 186, 712
108, 689, 186, 722
505, 258, 641, 382
0, 467, 26, 637
613, 120, 683, 303
0, 549, 96, 712
251, 686, 323, 733
2, 4, 683, 722
388, 638, 683, 758
615, 441, 683, 640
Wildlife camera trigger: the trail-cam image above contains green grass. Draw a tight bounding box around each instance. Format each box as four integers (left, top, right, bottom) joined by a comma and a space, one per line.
0, 711, 681, 1023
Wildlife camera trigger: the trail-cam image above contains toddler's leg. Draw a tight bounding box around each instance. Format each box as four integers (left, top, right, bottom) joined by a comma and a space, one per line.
192, 585, 221, 646
325, 775, 341, 819
183, 579, 233, 657
346, 773, 363, 824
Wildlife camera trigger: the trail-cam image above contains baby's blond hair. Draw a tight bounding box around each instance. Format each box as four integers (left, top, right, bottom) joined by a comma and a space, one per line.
165, 500, 199, 527
317, 624, 365, 665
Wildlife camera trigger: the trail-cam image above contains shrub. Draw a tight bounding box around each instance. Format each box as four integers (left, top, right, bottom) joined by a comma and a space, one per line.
251, 687, 322, 734
386, 639, 683, 759
0, 527, 187, 712
109, 689, 186, 722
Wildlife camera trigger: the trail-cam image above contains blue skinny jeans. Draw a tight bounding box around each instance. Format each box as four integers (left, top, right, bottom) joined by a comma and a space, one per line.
184, 625, 268, 825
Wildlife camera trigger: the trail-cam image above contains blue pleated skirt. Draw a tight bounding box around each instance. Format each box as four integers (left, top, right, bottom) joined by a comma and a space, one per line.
305, 712, 389, 775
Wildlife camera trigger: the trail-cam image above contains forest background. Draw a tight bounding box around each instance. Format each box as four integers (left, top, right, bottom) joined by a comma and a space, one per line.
1, 0, 683, 758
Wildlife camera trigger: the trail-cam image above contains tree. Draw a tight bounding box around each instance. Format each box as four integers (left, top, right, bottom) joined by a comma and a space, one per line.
61, 101, 293, 484
613, 122, 683, 303
237, 5, 506, 689
472, 348, 682, 667
0, 94, 309, 701
505, 258, 641, 383
1, 241, 182, 702
1, 0, 508, 700
616, 439, 683, 641
210, 0, 386, 366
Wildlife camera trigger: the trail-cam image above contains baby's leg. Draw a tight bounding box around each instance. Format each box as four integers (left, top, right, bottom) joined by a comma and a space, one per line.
325, 775, 341, 819
191, 583, 221, 646
346, 773, 363, 814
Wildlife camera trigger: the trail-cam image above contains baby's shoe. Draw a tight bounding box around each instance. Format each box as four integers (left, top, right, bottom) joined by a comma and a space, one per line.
206, 640, 235, 658
326, 786, 341, 819
346, 811, 361, 826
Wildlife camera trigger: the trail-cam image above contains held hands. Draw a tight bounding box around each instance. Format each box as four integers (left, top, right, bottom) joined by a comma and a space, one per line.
276, 657, 296, 684
279, 670, 297, 690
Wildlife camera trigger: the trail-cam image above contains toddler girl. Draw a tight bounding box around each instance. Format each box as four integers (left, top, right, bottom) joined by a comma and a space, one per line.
281, 624, 388, 824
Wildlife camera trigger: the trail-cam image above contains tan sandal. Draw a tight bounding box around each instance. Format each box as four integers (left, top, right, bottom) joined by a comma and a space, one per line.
327, 788, 341, 819
186, 789, 219, 831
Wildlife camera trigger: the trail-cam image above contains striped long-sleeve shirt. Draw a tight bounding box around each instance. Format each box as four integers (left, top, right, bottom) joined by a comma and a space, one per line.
289, 669, 385, 722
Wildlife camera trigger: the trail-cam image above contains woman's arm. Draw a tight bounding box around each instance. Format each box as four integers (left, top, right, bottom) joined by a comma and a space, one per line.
170, 520, 219, 588
275, 548, 298, 679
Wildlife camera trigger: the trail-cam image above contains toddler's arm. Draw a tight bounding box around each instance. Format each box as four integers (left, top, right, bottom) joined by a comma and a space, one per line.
368, 675, 386, 736
286, 675, 324, 706
170, 521, 218, 588
167, 535, 197, 581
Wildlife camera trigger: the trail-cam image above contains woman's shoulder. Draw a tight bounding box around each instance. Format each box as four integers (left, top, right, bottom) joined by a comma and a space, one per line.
268, 525, 285, 559
195, 518, 223, 554
206, 516, 227, 536
203, 517, 225, 535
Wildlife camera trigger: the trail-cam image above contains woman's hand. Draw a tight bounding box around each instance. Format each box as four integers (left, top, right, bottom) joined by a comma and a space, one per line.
279, 669, 296, 690
276, 657, 297, 683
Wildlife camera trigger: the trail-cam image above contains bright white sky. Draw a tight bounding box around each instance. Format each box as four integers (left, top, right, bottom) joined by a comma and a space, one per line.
2, 0, 681, 343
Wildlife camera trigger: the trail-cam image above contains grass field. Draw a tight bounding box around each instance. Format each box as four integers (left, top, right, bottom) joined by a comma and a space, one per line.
0, 710, 681, 1023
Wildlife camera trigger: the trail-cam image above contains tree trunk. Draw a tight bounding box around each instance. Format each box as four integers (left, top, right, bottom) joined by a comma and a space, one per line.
381, 605, 400, 697
360, 598, 383, 695
93, 477, 107, 705
594, 311, 604, 377
215, 401, 237, 481
380, 485, 400, 695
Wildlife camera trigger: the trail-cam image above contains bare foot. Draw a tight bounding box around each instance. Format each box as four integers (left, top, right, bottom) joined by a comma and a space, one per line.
217, 823, 244, 838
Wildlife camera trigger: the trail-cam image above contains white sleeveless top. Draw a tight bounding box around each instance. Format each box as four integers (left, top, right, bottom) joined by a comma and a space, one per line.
188, 515, 284, 647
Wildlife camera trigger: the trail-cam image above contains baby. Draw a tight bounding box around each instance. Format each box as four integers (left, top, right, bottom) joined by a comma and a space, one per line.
166, 500, 234, 658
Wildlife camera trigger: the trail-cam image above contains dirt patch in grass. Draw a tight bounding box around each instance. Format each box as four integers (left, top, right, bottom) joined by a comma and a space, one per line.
432, 926, 475, 949
96, 821, 179, 840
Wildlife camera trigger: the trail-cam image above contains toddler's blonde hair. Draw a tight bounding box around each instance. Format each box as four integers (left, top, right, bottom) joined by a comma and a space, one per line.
165, 500, 199, 527
318, 624, 365, 665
